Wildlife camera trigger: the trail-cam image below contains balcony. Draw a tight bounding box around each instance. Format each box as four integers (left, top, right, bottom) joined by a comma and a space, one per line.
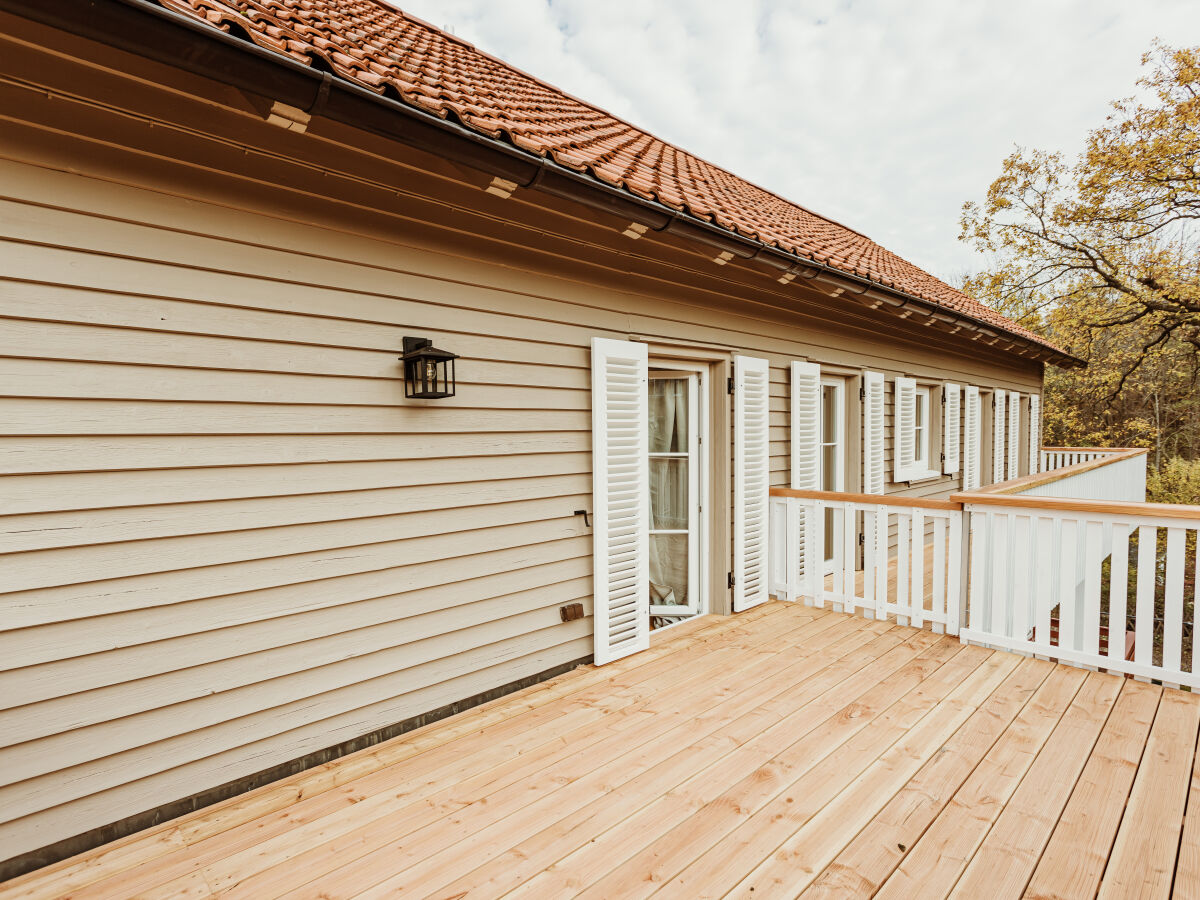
4, 600, 1199, 899
6, 447, 1200, 899
769, 445, 1200, 687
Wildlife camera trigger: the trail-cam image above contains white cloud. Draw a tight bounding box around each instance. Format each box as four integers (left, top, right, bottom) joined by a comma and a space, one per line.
394, 0, 1200, 283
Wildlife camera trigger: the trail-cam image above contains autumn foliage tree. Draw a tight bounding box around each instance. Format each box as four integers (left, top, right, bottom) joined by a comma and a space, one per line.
961, 42, 1200, 467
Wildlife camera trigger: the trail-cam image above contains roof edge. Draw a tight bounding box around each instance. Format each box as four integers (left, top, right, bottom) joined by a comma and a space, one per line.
2, 0, 1084, 369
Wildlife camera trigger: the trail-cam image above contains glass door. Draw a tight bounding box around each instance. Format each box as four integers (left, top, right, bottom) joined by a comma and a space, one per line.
821, 378, 846, 571
647, 372, 701, 620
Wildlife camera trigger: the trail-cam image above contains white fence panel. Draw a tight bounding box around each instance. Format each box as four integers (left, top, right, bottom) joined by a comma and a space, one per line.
960, 502, 1200, 690
770, 493, 963, 635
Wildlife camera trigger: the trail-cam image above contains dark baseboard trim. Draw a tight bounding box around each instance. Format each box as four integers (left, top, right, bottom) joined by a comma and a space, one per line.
0, 654, 592, 883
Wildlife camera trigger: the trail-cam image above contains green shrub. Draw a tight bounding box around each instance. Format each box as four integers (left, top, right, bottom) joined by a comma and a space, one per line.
1146, 457, 1200, 505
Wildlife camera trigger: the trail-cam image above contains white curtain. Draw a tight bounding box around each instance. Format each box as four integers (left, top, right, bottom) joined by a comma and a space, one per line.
649, 379, 689, 605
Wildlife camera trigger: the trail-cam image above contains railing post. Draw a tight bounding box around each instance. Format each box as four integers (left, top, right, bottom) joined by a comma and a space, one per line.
947, 508, 963, 636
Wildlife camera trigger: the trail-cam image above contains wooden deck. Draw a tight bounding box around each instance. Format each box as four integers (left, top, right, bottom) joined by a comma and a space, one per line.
5, 602, 1200, 899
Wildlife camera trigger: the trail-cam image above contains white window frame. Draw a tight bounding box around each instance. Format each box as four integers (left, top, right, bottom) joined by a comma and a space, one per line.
820, 377, 847, 574
647, 364, 710, 623
899, 382, 940, 483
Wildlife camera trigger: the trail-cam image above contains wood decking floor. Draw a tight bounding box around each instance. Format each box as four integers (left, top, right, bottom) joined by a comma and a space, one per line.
5, 602, 1200, 899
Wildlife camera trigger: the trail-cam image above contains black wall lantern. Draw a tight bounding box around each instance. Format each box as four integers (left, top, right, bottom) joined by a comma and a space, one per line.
400, 336, 459, 399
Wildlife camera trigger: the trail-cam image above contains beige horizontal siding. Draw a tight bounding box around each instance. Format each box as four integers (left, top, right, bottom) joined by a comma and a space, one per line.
0, 52, 1043, 868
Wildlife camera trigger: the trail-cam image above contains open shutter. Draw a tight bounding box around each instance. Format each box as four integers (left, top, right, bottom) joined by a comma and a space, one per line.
992, 388, 1007, 485
1007, 391, 1021, 480
943, 383, 961, 474
862, 371, 885, 494
790, 362, 821, 489
590, 337, 649, 665
893, 376, 916, 483
963, 386, 981, 490
734, 355, 771, 612
1028, 394, 1042, 474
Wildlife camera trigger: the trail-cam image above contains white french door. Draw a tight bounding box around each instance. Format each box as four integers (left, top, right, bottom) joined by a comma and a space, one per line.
647, 370, 704, 619
820, 378, 846, 572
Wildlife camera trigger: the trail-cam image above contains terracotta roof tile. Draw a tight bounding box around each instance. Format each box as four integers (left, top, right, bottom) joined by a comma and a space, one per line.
150, 0, 1059, 355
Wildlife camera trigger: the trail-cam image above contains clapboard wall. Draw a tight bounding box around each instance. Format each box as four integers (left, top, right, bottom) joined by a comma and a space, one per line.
0, 18, 1043, 865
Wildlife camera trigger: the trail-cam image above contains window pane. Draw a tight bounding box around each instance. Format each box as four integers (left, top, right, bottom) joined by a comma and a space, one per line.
822, 442, 838, 491
649, 457, 689, 530
650, 533, 689, 606
821, 385, 836, 441
649, 378, 689, 453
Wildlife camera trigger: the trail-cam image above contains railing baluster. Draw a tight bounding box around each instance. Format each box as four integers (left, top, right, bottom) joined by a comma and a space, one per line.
1082, 520, 1103, 669
1164, 527, 1185, 688
947, 510, 963, 636
896, 513, 910, 627
990, 512, 1009, 639
1134, 525, 1156, 680
911, 508, 925, 629
1108, 525, 1129, 665
782, 501, 801, 607
861, 508, 875, 620
933, 516, 947, 634
831, 503, 845, 613
1193, 528, 1200, 676
874, 505, 888, 621
1058, 518, 1077, 652
1035, 516, 1052, 653
1011, 515, 1031, 649
843, 503, 856, 615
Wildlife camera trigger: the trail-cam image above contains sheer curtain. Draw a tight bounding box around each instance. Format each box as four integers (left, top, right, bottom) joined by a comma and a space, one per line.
648, 378, 689, 606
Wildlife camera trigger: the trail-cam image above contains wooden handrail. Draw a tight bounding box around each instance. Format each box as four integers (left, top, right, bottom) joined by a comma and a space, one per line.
769, 487, 962, 512
951, 491, 1200, 521
1041, 446, 1145, 453
973, 447, 1148, 496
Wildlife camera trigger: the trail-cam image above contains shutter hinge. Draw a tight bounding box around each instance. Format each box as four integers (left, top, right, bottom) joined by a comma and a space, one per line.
727, 572, 735, 589
727, 376, 735, 395
940, 451, 946, 462
859, 386, 865, 400
858, 532, 865, 546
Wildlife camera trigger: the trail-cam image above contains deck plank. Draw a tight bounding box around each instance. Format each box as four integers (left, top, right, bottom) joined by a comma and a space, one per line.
5, 602, 1200, 900
660, 648, 1021, 899
948, 670, 1122, 898
529, 637, 979, 900
152, 606, 837, 899
306, 627, 942, 899
1096, 688, 1200, 900
798, 655, 1054, 899
0, 604, 782, 900
1172, 711, 1200, 900
1018, 678, 1161, 900
870, 664, 1089, 900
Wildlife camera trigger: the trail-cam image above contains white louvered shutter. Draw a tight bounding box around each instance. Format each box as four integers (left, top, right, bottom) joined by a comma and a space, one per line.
1028, 394, 1042, 474
734, 355, 771, 612
893, 376, 917, 483
862, 371, 885, 494
590, 337, 649, 665
992, 388, 1007, 485
1007, 391, 1021, 480
943, 383, 961, 475
790, 362, 821, 490
963, 386, 982, 490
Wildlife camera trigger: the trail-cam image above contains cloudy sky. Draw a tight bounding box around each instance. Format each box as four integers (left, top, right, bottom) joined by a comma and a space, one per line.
396, 0, 1199, 285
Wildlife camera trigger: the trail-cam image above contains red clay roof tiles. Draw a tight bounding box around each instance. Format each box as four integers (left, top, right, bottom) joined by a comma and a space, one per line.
153, 0, 1058, 355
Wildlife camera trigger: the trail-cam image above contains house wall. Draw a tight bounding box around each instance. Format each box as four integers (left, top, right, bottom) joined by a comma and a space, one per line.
0, 22, 1043, 866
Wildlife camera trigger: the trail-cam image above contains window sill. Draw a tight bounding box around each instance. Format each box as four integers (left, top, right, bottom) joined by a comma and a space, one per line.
903, 469, 942, 484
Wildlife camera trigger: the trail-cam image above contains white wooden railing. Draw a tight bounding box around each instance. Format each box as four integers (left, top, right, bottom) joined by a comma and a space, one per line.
1041, 447, 1123, 471
958, 495, 1200, 689
769, 490, 964, 635
766, 446, 1200, 691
